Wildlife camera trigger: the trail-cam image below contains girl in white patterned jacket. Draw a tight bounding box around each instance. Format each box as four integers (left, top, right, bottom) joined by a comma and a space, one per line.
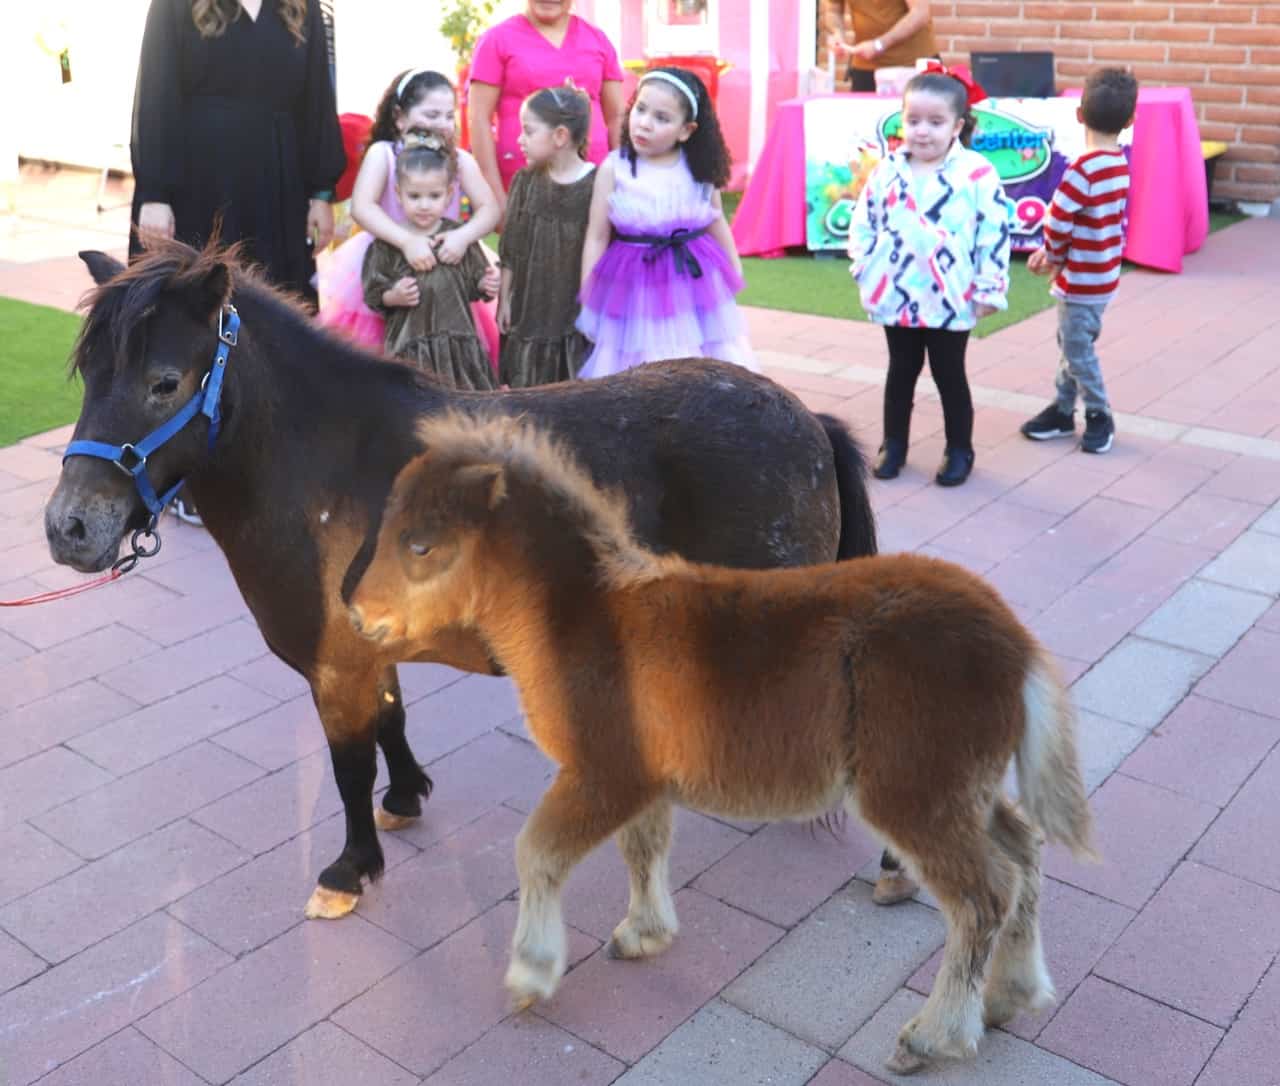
848, 66, 1014, 488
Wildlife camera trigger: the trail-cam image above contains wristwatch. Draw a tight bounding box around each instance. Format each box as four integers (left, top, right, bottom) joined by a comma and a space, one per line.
874, 38, 886, 54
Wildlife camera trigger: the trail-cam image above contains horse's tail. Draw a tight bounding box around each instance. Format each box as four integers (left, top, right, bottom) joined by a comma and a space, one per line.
1016, 649, 1097, 862
817, 414, 877, 559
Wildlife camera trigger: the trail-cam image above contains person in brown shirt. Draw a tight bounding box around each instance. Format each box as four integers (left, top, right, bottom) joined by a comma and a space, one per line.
824, 0, 939, 92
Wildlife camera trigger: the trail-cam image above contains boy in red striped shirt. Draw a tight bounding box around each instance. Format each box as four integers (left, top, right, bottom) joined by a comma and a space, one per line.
1021, 69, 1138, 454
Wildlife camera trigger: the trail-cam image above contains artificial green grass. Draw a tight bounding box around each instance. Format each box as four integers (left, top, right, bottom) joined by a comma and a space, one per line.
728, 191, 1248, 337
0, 297, 83, 446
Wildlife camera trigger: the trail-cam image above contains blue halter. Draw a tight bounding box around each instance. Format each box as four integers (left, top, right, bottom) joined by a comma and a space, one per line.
63, 305, 240, 517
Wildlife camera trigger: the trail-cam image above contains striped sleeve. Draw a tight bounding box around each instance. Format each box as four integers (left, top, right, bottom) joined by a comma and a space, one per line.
1045, 150, 1129, 301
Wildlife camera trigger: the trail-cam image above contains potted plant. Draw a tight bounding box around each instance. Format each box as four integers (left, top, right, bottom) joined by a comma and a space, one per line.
439, 0, 499, 150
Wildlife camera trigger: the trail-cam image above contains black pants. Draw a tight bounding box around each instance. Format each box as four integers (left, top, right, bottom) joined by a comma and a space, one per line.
882, 326, 973, 452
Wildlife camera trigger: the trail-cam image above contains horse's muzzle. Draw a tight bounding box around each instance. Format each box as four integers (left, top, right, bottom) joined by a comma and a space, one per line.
44, 475, 133, 573
347, 602, 394, 644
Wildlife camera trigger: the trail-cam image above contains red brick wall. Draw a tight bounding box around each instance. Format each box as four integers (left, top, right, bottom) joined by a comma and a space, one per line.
928, 1, 1280, 203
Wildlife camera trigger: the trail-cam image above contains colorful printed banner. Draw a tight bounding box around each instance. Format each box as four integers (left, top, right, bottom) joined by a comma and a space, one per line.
802, 96, 1132, 253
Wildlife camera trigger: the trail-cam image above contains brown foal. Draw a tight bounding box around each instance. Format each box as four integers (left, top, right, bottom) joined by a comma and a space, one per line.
348, 415, 1096, 1075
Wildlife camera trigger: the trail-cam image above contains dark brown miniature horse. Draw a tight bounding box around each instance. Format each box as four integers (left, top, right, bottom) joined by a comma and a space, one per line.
44, 239, 877, 921
348, 415, 1096, 1076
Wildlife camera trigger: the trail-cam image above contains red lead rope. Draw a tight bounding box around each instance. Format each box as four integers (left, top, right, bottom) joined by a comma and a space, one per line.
0, 568, 127, 607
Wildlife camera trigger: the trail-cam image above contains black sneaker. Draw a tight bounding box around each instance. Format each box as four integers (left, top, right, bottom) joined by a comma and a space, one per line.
1082, 409, 1115, 454
1021, 403, 1076, 441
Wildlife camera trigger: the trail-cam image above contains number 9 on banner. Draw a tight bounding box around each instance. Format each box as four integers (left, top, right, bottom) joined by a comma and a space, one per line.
1014, 196, 1046, 235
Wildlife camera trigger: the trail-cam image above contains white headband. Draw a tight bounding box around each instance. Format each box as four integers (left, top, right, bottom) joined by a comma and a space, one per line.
639, 70, 699, 119
397, 68, 430, 100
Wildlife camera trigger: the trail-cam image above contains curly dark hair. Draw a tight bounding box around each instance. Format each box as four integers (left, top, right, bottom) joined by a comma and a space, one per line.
394, 128, 458, 186
903, 71, 978, 147
369, 69, 456, 147
620, 67, 731, 189
1081, 68, 1139, 136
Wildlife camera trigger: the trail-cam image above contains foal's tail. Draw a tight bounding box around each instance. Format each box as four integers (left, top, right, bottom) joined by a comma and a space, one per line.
1016, 650, 1097, 862
817, 414, 877, 559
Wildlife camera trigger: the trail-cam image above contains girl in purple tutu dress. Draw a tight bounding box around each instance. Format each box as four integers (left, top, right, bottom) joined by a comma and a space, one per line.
317, 68, 501, 356
576, 67, 755, 378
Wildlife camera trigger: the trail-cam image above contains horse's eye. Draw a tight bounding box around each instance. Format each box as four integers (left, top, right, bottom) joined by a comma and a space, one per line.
150, 375, 180, 396
408, 540, 432, 558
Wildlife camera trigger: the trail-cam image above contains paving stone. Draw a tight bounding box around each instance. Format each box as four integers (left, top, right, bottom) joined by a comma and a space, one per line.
1120, 694, 1280, 807
1147, 491, 1263, 551
335, 901, 598, 1078
189, 746, 346, 855
1031, 585, 1167, 665
840, 989, 1114, 1086
137, 916, 416, 1084
0, 572, 176, 652
614, 998, 826, 1086
0, 680, 139, 769
1259, 599, 1280, 633
1192, 744, 1280, 892
723, 880, 941, 1050
1101, 456, 1214, 511
908, 876, 1134, 1041
692, 818, 883, 929
1195, 628, 1280, 720
1073, 709, 1147, 794
34, 1027, 205, 1086
806, 1060, 890, 1086
1136, 578, 1272, 656
357, 806, 522, 949
0, 820, 247, 963
1096, 861, 1280, 1027
985, 550, 1080, 611
169, 810, 417, 956
0, 747, 113, 830
424, 1015, 623, 1086
210, 692, 328, 771
227, 652, 312, 701
34, 741, 264, 859
116, 582, 252, 647
1003, 458, 1114, 517
559, 808, 749, 943
1071, 637, 1213, 730
0, 629, 32, 666
230, 1021, 418, 1086
69, 674, 276, 775
404, 674, 524, 764
398, 661, 467, 703
0, 914, 230, 1086
0, 824, 82, 908
0, 623, 159, 714
1196, 958, 1280, 1086
1255, 501, 1280, 536
929, 502, 1062, 565
98, 618, 268, 704
1044, 773, 1219, 909
1199, 529, 1280, 595
1203, 456, 1280, 506
1037, 977, 1221, 1086
0, 928, 45, 993
541, 889, 784, 1064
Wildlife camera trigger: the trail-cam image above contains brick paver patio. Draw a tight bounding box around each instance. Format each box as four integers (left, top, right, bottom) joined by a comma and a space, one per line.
2, 167, 1279, 1084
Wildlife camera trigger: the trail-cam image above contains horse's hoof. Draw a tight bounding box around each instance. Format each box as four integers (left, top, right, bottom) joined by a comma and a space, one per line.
374, 806, 418, 832
873, 870, 919, 906
885, 1038, 929, 1076
504, 952, 559, 1009
304, 885, 361, 919
606, 922, 675, 960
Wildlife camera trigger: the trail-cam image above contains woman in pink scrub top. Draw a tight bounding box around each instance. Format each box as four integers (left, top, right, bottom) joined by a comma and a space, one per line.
468, 0, 624, 210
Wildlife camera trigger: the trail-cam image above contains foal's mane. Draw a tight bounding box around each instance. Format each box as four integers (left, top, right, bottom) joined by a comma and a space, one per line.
416, 414, 663, 586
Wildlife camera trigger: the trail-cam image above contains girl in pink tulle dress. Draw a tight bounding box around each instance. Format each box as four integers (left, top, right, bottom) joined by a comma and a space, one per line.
317, 69, 501, 360
576, 67, 755, 378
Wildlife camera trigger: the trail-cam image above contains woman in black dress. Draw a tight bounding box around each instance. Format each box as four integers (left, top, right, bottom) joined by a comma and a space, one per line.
130, 0, 345, 301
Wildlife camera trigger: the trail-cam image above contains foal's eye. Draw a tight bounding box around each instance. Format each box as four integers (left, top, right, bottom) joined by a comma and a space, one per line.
150, 375, 180, 396
408, 540, 432, 558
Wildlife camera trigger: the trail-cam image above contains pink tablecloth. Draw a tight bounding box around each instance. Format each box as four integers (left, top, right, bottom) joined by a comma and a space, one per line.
732, 87, 1208, 273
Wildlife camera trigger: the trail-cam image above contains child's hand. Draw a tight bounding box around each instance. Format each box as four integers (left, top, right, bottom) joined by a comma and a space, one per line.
479, 265, 500, 300
383, 276, 420, 308
974, 303, 998, 319
403, 235, 437, 272
496, 294, 511, 333
1027, 247, 1057, 276
435, 230, 469, 266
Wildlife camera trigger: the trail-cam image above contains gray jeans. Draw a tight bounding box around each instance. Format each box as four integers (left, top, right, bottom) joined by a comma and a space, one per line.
1054, 300, 1110, 414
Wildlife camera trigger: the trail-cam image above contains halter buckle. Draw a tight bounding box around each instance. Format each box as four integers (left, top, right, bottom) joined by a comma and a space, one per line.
218, 304, 239, 346
115, 443, 146, 477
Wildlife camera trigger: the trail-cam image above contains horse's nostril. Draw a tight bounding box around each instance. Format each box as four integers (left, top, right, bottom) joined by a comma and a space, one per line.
66, 515, 87, 542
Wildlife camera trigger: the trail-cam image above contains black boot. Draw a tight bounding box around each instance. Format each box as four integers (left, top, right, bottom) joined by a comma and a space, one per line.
935, 446, 974, 487
873, 438, 908, 480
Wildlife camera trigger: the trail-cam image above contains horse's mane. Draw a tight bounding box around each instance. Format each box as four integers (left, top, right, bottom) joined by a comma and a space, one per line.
415, 413, 664, 587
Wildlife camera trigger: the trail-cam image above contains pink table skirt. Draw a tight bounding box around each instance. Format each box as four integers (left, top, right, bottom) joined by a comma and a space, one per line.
732, 87, 1208, 274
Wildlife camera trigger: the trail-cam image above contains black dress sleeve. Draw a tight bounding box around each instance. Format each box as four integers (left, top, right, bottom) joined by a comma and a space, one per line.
130, 0, 186, 205
298, 0, 345, 195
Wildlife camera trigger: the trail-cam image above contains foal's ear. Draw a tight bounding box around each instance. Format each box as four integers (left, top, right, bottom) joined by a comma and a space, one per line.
79, 250, 125, 285
453, 463, 508, 517
187, 261, 233, 322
